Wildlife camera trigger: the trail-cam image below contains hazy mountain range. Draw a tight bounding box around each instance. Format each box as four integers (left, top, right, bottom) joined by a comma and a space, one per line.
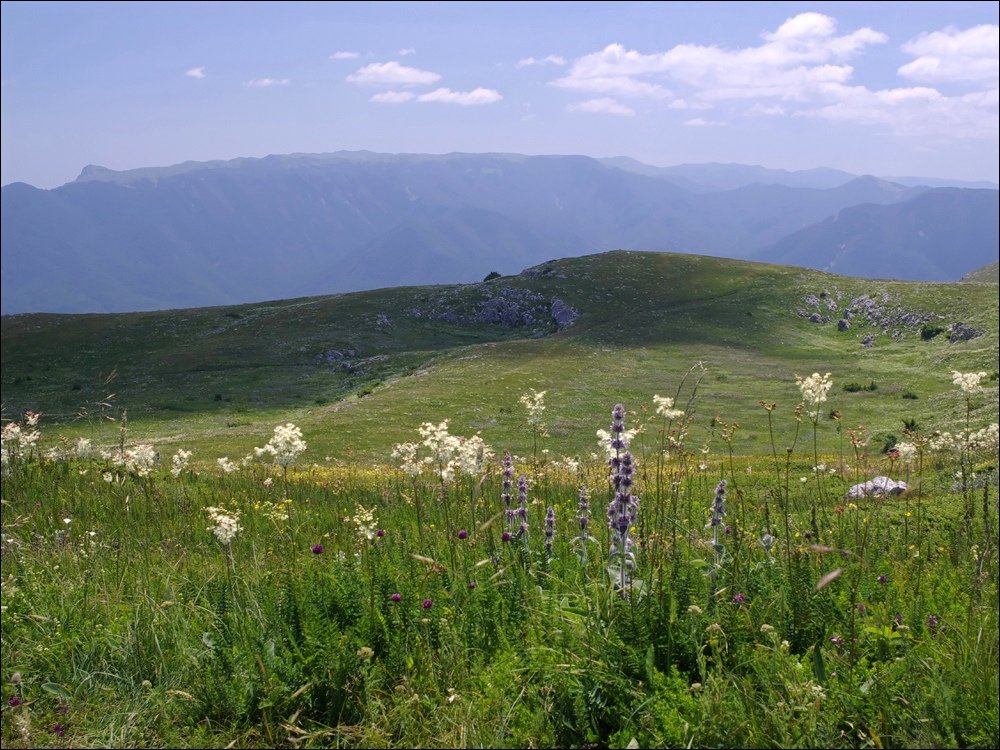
2, 151, 997, 314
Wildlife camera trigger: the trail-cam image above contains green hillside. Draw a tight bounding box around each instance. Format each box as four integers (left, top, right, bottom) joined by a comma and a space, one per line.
2, 251, 997, 462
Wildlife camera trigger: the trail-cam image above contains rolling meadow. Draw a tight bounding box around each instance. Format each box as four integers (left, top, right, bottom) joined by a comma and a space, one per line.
2, 252, 998, 748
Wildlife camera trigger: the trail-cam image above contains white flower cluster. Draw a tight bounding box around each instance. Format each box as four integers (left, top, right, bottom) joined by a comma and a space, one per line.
171, 449, 192, 478
895, 441, 918, 464
952, 370, 989, 395
205, 506, 242, 545
353, 504, 378, 541
796, 372, 833, 419
653, 395, 684, 420
111, 443, 157, 476
1, 413, 42, 465
519, 389, 547, 425
217, 457, 239, 475
256, 423, 307, 468
928, 424, 1000, 455
392, 420, 494, 482
73, 437, 93, 459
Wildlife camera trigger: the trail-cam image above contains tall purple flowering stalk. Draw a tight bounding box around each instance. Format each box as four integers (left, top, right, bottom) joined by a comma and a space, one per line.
606, 404, 639, 591
516, 475, 530, 548
709, 480, 727, 571
544, 506, 556, 558
572, 488, 594, 566
502, 452, 515, 535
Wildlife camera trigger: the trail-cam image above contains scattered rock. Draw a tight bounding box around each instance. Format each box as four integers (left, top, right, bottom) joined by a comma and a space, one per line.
948, 321, 983, 343
848, 476, 909, 499
837, 319, 851, 331
551, 298, 579, 329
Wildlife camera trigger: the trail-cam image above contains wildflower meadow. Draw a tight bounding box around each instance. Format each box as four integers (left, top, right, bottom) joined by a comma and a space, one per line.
2, 366, 998, 748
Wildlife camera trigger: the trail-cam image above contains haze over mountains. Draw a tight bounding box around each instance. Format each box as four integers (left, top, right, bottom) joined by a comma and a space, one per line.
2, 151, 997, 314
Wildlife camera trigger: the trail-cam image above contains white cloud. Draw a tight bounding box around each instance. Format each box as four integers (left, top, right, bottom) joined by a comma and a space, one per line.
748, 103, 786, 116
516, 55, 567, 68
370, 91, 416, 103
898, 24, 999, 82
552, 13, 886, 103
398, 48, 416, 56
346, 61, 441, 86
803, 81, 999, 138
553, 74, 671, 99
566, 97, 635, 116
185, 67, 206, 79
668, 98, 711, 110
416, 87, 502, 105
245, 77, 290, 87
684, 117, 721, 127
331, 51, 360, 60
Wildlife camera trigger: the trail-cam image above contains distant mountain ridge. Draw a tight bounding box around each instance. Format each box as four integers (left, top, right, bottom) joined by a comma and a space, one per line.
2, 151, 997, 314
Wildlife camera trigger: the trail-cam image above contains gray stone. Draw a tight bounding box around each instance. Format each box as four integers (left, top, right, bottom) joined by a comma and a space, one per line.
847, 476, 909, 499
551, 298, 579, 329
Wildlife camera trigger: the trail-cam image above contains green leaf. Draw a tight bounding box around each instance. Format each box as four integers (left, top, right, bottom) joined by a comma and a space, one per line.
688, 559, 708, 569
42, 683, 72, 699
812, 638, 827, 686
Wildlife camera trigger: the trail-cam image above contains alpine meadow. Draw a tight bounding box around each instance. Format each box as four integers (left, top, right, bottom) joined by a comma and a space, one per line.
2, 250, 998, 748
3, 2, 1000, 747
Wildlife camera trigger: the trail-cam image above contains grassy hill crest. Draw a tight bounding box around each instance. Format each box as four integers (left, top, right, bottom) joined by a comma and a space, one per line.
3, 250, 997, 462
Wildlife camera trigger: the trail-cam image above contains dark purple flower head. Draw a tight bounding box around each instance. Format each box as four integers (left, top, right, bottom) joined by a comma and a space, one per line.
468, 581, 476, 590
724, 526, 732, 534
927, 614, 938, 628
502, 451, 514, 479
311, 544, 324, 555
877, 575, 887, 584
611, 404, 626, 432
731, 593, 745, 604
856, 603, 866, 614
53, 724, 65, 738
804, 531, 812, 539
501, 531, 512, 542
421, 599, 433, 609
457, 529, 469, 540
390, 593, 402, 603
8, 697, 21, 707
894, 613, 903, 626
58, 705, 69, 714
376, 529, 385, 538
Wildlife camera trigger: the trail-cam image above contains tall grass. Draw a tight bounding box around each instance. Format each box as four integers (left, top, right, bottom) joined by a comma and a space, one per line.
2, 376, 998, 748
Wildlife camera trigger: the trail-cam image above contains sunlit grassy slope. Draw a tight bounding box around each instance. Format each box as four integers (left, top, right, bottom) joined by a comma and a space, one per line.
2, 251, 997, 461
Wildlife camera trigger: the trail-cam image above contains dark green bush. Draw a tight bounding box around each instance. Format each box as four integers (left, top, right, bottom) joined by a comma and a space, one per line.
921, 324, 945, 340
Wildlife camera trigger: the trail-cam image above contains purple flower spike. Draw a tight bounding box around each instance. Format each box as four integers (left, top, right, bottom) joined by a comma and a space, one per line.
501, 531, 512, 543
731, 593, 745, 604
421, 599, 433, 609
468, 581, 476, 589
9, 697, 21, 707
311, 544, 324, 555
53, 724, 65, 738
376, 529, 385, 538
390, 593, 402, 603
877, 575, 887, 584
458, 529, 469, 540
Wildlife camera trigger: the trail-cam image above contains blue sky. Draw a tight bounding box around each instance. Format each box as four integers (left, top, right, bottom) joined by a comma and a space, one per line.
2, 1, 997, 188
